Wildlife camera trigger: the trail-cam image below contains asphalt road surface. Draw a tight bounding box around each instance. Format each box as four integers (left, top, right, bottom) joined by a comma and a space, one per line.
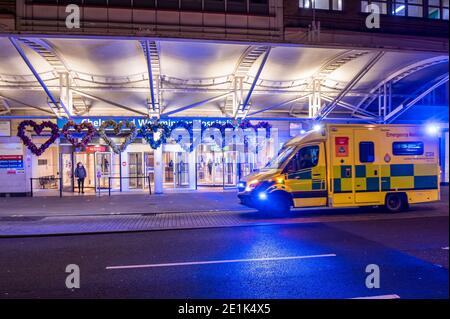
0, 211, 448, 298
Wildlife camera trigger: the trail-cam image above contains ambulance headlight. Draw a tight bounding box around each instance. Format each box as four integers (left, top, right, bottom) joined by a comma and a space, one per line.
426, 124, 440, 136
313, 124, 322, 132
258, 192, 268, 200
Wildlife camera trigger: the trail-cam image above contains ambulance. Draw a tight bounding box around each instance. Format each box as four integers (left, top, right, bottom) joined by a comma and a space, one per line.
237, 124, 440, 214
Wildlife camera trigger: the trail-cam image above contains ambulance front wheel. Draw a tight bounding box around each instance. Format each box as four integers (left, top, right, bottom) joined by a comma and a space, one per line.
385, 193, 408, 213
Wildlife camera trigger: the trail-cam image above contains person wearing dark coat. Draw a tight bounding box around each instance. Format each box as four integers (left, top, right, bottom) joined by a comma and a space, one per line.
74, 162, 87, 194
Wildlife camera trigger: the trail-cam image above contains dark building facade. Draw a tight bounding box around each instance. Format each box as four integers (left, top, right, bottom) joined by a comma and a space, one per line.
0, 1, 447, 51
11, 0, 283, 41
284, 0, 449, 38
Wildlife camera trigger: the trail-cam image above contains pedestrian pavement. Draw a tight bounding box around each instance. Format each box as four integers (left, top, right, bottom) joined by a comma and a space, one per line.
0, 189, 249, 217
0, 187, 447, 237
0, 200, 448, 237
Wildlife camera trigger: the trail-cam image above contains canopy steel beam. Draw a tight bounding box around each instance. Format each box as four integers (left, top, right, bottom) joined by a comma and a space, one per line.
246, 116, 374, 123
0, 115, 58, 119
224, 46, 270, 116
162, 93, 233, 117
0, 114, 377, 123
71, 89, 148, 116
0, 85, 375, 96
16, 38, 90, 115
321, 94, 379, 120
385, 74, 449, 123
236, 46, 272, 119
140, 40, 161, 117
0, 97, 10, 115
248, 94, 311, 116
315, 51, 385, 121
145, 41, 156, 113
9, 37, 72, 119
0, 93, 54, 114
353, 55, 449, 114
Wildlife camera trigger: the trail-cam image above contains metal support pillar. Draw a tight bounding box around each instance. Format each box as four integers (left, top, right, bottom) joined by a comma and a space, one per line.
309, 78, 321, 118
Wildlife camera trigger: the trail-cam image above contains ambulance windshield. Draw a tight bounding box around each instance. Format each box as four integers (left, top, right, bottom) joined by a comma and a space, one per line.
264, 146, 296, 169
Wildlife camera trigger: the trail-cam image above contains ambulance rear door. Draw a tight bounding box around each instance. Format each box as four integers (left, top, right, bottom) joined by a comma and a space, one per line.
353, 129, 383, 204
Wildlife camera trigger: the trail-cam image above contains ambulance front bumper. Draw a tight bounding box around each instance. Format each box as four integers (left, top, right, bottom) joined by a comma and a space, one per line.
238, 192, 260, 209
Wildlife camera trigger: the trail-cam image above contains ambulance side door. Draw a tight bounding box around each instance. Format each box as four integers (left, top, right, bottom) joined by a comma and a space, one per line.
330, 128, 354, 205
284, 143, 327, 208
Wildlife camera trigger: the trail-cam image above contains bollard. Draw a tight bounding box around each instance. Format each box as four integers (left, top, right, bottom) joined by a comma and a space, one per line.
147, 174, 152, 195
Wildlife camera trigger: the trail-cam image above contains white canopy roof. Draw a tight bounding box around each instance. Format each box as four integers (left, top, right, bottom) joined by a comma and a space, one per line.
0, 36, 448, 122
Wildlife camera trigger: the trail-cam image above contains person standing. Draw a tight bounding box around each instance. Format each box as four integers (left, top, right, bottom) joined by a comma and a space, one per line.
207, 159, 213, 176
74, 162, 87, 194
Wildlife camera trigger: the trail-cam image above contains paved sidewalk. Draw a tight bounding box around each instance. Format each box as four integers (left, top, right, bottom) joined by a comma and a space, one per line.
1, 186, 447, 218
0, 200, 448, 237
0, 205, 448, 237
0, 187, 447, 237
0, 190, 250, 217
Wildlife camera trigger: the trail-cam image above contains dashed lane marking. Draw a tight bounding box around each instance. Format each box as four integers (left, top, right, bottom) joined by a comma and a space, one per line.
105, 253, 337, 270
352, 294, 400, 299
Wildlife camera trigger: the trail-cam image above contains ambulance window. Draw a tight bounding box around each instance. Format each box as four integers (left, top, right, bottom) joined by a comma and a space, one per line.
284, 145, 319, 173
265, 146, 296, 169
392, 141, 424, 156
359, 142, 375, 163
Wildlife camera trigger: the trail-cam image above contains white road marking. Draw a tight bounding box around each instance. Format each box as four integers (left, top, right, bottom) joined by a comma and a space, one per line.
442, 247, 449, 250
352, 294, 400, 299
106, 253, 337, 270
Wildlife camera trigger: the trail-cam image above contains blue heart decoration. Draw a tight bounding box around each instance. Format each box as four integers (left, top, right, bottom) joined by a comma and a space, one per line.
139, 122, 171, 149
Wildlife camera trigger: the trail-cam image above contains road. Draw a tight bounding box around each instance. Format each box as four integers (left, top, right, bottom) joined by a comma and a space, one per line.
0, 212, 448, 299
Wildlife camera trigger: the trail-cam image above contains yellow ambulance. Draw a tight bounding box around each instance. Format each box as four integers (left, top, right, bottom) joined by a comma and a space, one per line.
237, 124, 440, 214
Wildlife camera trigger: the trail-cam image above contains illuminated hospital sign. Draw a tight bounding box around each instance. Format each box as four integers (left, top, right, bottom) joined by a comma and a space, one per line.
57, 117, 277, 155
57, 117, 234, 130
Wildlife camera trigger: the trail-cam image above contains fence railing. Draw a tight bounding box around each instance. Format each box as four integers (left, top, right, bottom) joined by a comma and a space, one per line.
30, 177, 62, 197
29, 176, 153, 197
107, 175, 153, 196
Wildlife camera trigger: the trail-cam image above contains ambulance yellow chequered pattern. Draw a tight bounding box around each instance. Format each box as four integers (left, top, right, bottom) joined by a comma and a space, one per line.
285, 166, 327, 192
332, 163, 438, 193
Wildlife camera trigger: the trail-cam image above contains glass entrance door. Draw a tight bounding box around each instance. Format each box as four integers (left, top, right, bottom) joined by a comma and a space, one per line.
144, 152, 154, 189
197, 147, 217, 186
174, 152, 189, 187
73, 152, 95, 188
212, 154, 224, 186
60, 153, 73, 191
163, 152, 175, 186
128, 152, 144, 189
224, 151, 238, 187
197, 144, 236, 187
239, 151, 256, 180
163, 152, 189, 188
95, 152, 112, 189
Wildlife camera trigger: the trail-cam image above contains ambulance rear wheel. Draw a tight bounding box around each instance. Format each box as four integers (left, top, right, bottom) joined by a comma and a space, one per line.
385, 193, 407, 213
